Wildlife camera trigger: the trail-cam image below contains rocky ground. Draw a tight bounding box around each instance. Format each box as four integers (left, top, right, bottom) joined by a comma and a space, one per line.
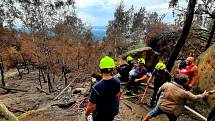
0, 69, 211, 121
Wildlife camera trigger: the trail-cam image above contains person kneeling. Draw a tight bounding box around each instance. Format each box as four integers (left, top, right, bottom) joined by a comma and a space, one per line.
126, 58, 147, 95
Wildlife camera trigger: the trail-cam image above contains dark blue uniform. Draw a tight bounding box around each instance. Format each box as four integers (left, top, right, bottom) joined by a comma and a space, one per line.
150, 69, 171, 107
118, 63, 134, 82
90, 77, 120, 121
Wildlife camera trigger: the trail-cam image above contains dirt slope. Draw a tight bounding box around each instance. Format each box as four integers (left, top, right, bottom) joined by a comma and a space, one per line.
0, 69, 210, 121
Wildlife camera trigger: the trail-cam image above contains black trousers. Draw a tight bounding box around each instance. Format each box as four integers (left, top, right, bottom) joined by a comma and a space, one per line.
119, 76, 129, 82
93, 112, 115, 121
166, 114, 177, 121
126, 77, 140, 93
208, 107, 215, 121
150, 88, 159, 107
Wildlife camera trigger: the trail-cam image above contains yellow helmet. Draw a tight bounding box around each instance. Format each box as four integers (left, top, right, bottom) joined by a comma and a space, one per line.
99, 56, 116, 69
155, 62, 166, 70
126, 56, 133, 61
138, 58, 145, 64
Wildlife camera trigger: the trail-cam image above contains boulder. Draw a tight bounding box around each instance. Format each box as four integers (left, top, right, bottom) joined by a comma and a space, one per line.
122, 47, 160, 72
73, 88, 88, 95
196, 44, 215, 109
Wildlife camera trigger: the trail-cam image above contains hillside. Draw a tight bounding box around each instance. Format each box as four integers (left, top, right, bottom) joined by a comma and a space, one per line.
92, 26, 107, 41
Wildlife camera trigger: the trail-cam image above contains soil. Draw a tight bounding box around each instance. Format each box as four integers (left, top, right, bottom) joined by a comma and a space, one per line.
0, 69, 211, 121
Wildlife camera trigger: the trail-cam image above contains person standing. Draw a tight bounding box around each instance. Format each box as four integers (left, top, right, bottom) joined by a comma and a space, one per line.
175, 60, 192, 90
143, 74, 209, 121
117, 56, 134, 82
126, 56, 134, 71
85, 56, 121, 121
175, 60, 189, 75
185, 57, 198, 90
147, 62, 171, 108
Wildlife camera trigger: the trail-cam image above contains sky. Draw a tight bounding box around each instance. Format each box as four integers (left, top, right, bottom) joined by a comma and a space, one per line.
75, 0, 187, 26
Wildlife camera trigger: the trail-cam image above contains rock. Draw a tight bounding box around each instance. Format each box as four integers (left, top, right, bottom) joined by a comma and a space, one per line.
147, 30, 208, 62
122, 47, 160, 72
52, 101, 76, 109
196, 44, 215, 109
0, 102, 18, 121
73, 88, 88, 95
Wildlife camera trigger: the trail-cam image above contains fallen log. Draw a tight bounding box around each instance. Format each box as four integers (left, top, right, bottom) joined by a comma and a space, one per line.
36, 87, 50, 95
0, 103, 18, 121
0, 86, 28, 92
6, 105, 25, 113
53, 74, 80, 100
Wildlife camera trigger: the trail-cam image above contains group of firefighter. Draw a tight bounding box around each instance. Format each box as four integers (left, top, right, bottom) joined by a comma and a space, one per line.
85, 55, 215, 121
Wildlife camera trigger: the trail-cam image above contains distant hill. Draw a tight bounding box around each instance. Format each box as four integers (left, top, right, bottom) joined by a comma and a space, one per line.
14, 24, 107, 41
92, 26, 107, 41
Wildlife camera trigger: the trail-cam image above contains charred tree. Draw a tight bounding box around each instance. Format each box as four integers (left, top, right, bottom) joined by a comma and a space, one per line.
38, 69, 42, 89
64, 71, 68, 86
20, 53, 30, 74
16, 65, 22, 79
52, 74, 55, 83
47, 72, 53, 93
167, 0, 197, 71
0, 56, 5, 86
41, 70, 47, 83
62, 66, 71, 87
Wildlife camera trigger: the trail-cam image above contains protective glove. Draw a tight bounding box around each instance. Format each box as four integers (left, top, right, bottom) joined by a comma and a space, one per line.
203, 90, 209, 97
134, 79, 140, 82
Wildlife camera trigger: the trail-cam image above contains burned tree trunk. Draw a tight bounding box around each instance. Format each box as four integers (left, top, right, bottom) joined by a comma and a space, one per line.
47, 73, 53, 93
167, 0, 197, 71
52, 74, 55, 83
62, 66, 71, 87
41, 70, 46, 83
0, 56, 5, 86
20, 53, 30, 74
64, 71, 68, 86
36, 57, 46, 83
38, 69, 42, 89
16, 66, 22, 79
205, 20, 215, 50
32, 62, 35, 70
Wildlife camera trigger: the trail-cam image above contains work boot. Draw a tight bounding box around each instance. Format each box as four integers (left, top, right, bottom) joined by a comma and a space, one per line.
133, 87, 139, 94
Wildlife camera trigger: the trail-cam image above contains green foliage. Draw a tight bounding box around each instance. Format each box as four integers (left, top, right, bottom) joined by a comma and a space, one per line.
130, 43, 145, 50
